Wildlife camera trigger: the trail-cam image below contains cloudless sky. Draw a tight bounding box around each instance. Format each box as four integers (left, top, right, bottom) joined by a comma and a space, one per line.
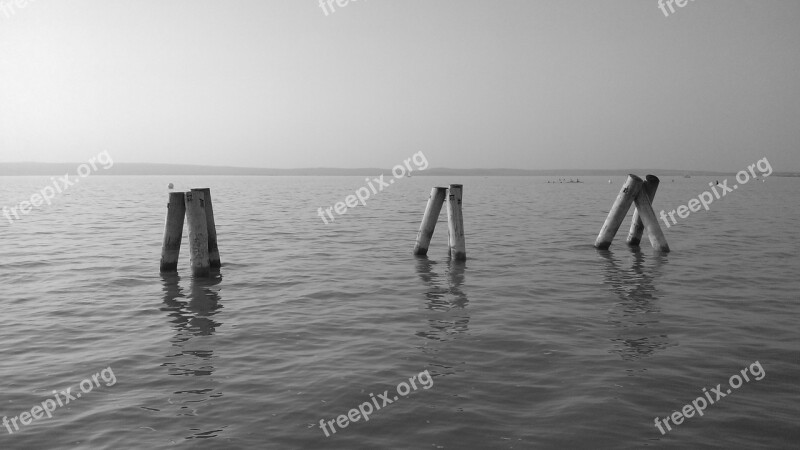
1, 0, 798, 171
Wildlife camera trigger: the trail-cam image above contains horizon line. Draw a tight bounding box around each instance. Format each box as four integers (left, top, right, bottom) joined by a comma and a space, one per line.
2, 161, 796, 174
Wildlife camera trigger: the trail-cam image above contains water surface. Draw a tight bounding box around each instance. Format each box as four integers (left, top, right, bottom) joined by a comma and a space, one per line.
1, 175, 798, 449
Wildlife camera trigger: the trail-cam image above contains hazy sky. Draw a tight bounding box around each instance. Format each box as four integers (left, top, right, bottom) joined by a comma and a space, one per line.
1, 0, 798, 170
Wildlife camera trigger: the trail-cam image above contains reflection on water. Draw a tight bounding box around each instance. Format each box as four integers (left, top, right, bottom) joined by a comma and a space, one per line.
160, 273, 223, 375
598, 248, 672, 361
415, 257, 470, 376
415, 257, 469, 313
159, 272, 225, 439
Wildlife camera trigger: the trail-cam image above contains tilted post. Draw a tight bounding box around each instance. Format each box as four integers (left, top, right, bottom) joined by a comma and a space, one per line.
413, 187, 447, 256
632, 185, 670, 252
160, 192, 186, 273
626, 175, 660, 247
595, 175, 643, 249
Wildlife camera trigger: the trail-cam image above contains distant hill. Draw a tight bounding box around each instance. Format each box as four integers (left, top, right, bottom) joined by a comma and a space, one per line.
0, 162, 797, 177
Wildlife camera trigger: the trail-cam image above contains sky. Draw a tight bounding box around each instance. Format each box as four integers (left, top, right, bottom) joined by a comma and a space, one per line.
0, 0, 798, 171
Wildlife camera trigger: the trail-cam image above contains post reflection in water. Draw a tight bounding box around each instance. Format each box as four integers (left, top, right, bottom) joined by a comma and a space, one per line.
598, 248, 672, 361
415, 257, 469, 312
161, 273, 223, 372
414, 257, 470, 377
159, 273, 225, 438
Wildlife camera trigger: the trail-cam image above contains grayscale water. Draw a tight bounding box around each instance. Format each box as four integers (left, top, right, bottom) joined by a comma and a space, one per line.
1, 175, 798, 449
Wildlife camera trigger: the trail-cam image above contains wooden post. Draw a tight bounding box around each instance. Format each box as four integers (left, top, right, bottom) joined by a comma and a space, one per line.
160, 192, 186, 273
192, 188, 220, 268
446, 184, 466, 261
633, 186, 670, 253
184, 190, 210, 277
626, 175, 660, 247
595, 175, 643, 249
413, 187, 447, 256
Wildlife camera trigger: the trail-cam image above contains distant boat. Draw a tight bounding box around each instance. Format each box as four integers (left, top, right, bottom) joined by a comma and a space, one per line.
608, 179, 612, 184
683, 174, 691, 178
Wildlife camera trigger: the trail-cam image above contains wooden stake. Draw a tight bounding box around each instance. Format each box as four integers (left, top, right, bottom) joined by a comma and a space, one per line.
159, 192, 185, 273
184, 190, 210, 277
413, 187, 447, 256
633, 186, 671, 253
595, 175, 643, 249
192, 188, 220, 268
626, 175, 660, 247
446, 184, 466, 261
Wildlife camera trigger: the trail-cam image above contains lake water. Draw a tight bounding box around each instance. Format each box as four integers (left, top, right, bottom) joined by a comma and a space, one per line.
1, 175, 798, 449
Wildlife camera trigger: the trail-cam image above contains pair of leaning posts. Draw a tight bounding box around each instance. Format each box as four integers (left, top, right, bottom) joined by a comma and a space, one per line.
595, 174, 670, 252
160, 188, 221, 277
413, 184, 467, 260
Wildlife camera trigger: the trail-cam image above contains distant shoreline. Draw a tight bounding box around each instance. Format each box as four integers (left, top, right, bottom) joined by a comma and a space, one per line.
1, 162, 798, 177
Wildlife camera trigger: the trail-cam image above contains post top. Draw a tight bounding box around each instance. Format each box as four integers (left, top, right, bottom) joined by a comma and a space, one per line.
644, 174, 660, 183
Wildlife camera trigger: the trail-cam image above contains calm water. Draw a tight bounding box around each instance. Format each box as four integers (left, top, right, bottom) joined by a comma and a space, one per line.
1, 175, 798, 449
